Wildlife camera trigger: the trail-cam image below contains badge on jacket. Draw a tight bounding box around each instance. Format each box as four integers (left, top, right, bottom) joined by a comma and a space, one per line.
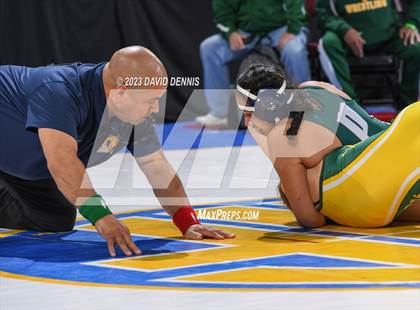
97, 135, 120, 154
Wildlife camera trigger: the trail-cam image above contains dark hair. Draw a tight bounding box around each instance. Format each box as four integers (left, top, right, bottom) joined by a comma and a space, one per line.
237, 64, 298, 95
236, 64, 321, 124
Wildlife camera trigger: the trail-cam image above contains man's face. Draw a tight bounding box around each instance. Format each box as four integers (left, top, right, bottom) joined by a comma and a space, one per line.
235, 92, 274, 136
109, 88, 166, 125
235, 92, 252, 126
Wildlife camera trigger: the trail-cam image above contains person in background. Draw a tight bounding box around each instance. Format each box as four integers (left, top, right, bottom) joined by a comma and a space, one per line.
196, 0, 311, 127
316, 0, 420, 108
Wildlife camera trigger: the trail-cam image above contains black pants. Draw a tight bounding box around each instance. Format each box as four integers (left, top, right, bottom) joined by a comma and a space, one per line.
0, 170, 76, 232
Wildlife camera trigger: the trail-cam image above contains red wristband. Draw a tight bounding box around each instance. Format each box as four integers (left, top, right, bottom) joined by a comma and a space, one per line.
172, 206, 201, 235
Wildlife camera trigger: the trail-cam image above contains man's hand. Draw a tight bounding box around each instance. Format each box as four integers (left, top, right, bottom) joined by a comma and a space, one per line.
229, 31, 247, 51
278, 32, 296, 50
95, 215, 141, 257
184, 224, 236, 240
344, 28, 365, 58
399, 26, 420, 46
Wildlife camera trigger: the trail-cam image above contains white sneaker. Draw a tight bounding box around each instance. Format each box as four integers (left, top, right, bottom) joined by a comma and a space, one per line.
195, 113, 228, 126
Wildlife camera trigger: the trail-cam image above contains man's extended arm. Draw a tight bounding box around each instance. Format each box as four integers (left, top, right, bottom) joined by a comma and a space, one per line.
400, 0, 420, 45
316, 0, 351, 37
135, 150, 235, 240
276, 0, 306, 49
38, 128, 141, 257
405, 0, 420, 30
316, 0, 365, 57
213, 0, 241, 40
284, 0, 306, 35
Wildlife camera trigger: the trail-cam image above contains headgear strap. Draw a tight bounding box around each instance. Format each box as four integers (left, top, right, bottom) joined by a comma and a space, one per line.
277, 80, 287, 95
236, 85, 257, 100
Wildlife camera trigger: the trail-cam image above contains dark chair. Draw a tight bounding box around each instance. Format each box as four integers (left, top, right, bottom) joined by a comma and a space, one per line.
305, 0, 324, 81
348, 50, 401, 106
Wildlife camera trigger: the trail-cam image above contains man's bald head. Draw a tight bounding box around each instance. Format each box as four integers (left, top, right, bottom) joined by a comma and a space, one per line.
103, 46, 167, 124
104, 46, 167, 89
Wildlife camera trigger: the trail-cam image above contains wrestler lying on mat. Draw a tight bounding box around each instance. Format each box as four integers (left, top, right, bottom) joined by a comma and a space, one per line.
236, 64, 419, 228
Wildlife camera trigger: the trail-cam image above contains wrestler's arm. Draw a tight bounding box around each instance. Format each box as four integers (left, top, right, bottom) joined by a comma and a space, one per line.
273, 158, 326, 228
278, 182, 290, 208
267, 121, 326, 228
395, 199, 420, 222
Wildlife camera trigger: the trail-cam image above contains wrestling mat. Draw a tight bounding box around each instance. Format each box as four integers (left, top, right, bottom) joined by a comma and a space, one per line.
1, 198, 419, 291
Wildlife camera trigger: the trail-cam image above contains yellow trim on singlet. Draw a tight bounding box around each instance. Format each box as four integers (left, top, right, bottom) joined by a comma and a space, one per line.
323, 108, 405, 191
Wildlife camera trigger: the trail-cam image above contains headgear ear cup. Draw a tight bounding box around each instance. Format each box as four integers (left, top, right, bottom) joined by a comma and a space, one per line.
253, 89, 294, 123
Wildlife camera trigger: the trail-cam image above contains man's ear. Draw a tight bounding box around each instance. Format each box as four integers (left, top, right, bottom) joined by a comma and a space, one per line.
117, 87, 125, 96
109, 88, 125, 106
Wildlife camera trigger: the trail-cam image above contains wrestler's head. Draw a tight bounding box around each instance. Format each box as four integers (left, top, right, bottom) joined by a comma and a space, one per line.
235, 64, 294, 134
236, 64, 320, 136
103, 46, 167, 125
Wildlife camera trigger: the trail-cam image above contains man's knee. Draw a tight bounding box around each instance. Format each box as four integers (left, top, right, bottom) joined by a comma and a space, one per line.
44, 208, 77, 232
200, 34, 227, 60
281, 36, 308, 59
26, 205, 77, 232
51, 215, 76, 232
399, 43, 420, 63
